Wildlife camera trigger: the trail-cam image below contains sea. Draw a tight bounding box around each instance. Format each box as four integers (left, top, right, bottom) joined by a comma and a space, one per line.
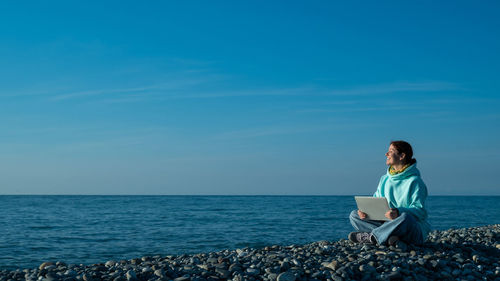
1, 195, 499, 270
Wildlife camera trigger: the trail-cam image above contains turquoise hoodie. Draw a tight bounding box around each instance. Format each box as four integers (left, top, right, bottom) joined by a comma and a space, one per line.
373, 163, 431, 240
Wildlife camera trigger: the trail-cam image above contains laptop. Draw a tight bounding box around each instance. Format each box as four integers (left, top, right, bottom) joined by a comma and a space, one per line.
354, 196, 391, 221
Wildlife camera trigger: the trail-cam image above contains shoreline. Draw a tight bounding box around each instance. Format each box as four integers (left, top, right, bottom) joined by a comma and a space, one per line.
1, 225, 499, 281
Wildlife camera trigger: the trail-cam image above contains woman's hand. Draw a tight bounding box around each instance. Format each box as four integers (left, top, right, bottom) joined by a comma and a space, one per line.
385, 208, 399, 220
358, 210, 367, 219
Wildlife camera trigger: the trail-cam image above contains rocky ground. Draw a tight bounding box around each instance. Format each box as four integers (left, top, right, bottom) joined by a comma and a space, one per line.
1, 225, 499, 281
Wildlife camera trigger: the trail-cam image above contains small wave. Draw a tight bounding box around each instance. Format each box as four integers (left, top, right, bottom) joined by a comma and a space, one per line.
28, 226, 55, 230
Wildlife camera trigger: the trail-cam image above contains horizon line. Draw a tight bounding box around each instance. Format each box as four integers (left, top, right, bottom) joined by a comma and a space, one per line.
0, 194, 498, 197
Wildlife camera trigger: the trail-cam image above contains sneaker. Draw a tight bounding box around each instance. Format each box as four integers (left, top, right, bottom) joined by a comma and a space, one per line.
388, 235, 399, 246
348, 232, 374, 244
395, 240, 408, 251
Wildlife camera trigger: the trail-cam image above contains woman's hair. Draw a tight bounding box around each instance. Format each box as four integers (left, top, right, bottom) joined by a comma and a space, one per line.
390, 140, 417, 165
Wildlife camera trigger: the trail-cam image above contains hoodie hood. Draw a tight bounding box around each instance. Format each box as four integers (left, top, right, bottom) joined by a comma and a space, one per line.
387, 163, 420, 180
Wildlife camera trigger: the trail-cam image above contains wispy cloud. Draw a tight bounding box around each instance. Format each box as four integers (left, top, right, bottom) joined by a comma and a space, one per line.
1, 87, 69, 98
212, 124, 351, 140
167, 81, 459, 99
427, 97, 500, 104
51, 78, 209, 101
417, 112, 500, 122
51, 85, 159, 101
173, 87, 317, 99
75, 86, 317, 104
46, 79, 461, 103
325, 81, 461, 96
296, 105, 423, 114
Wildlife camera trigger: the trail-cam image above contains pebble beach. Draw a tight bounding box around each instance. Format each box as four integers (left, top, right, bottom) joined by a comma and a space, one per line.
1, 225, 499, 281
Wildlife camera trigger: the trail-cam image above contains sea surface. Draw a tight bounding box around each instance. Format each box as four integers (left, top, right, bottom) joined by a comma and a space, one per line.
1, 195, 499, 270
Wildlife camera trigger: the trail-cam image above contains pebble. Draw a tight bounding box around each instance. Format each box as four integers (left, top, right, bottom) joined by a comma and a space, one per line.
82, 273, 93, 281
38, 262, 55, 271
216, 268, 230, 278
125, 270, 137, 281
277, 271, 296, 281
322, 260, 338, 270
141, 266, 152, 273
64, 270, 77, 276
359, 264, 376, 273
154, 269, 165, 277
246, 268, 260, 275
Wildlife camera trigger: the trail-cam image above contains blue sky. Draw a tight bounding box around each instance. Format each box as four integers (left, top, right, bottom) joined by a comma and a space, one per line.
0, 1, 499, 195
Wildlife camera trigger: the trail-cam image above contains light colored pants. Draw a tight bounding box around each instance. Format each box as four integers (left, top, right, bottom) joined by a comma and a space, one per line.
349, 210, 424, 245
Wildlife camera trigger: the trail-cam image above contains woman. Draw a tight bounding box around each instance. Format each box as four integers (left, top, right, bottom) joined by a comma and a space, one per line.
348, 140, 430, 246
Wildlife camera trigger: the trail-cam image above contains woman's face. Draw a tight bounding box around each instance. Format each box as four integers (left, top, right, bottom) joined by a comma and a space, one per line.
385, 144, 404, 166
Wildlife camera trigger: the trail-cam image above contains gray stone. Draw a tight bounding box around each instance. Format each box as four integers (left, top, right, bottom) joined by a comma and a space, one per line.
107, 271, 120, 279
361, 274, 372, 281
45, 265, 57, 271
64, 270, 77, 276
190, 257, 201, 264
277, 271, 296, 281
228, 263, 242, 272
268, 273, 278, 280
236, 249, 248, 257
359, 264, 375, 273
321, 260, 338, 270
386, 271, 402, 280
279, 262, 290, 272
141, 266, 152, 273
154, 269, 165, 278
207, 258, 218, 264
82, 273, 94, 281
44, 273, 59, 281
246, 268, 260, 275
39, 262, 55, 271
125, 270, 137, 281
216, 268, 230, 279
415, 273, 428, 281
311, 271, 323, 278
440, 271, 452, 278
197, 264, 209, 270
330, 275, 343, 281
